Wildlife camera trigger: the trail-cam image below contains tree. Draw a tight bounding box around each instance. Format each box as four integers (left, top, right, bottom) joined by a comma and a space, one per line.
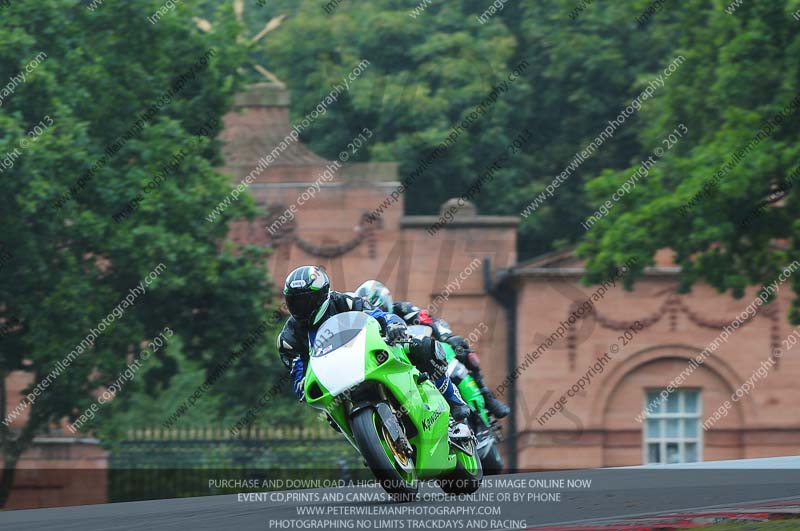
577, 1, 800, 323
261, 0, 519, 216
490, 0, 683, 257
0, 0, 285, 507
256, 0, 696, 259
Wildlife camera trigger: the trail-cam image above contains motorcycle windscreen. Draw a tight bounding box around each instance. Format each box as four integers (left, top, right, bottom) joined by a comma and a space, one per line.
310, 312, 370, 396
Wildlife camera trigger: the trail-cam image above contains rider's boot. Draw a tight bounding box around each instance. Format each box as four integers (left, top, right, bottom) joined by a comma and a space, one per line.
472, 369, 510, 419
437, 375, 473, 442
408, 337, 471, 421
435, 374, 470, 422
481, 387, 510, 418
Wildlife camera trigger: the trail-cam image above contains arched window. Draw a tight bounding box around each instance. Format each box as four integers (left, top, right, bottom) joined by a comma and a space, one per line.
643, 389, 702, 464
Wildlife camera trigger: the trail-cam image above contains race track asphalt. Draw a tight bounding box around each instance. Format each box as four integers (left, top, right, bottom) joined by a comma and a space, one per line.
3, 458, 800, 530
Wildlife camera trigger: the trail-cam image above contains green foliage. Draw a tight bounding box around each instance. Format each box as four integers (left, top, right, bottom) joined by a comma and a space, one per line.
577, 1, 800, 323
254, 0, 690, 258
261, 0, 519, 214
253, 0, 800, 318
0, 0, 294, 485
93, 336, 313, 446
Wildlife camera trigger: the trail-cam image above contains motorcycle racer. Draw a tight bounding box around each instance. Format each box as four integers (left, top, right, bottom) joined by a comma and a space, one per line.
278, 266, 470, 421
355, 279, 510, 419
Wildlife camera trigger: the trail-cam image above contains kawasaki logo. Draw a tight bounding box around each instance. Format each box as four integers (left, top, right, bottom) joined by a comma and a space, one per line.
422, 407, 444, 431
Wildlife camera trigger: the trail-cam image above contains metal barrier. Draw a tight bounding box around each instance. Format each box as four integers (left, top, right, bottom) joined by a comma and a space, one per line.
108, 426, 369, 502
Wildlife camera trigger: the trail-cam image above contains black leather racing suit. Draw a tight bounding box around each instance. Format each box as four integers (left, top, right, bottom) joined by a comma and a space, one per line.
391, 301, 510, 418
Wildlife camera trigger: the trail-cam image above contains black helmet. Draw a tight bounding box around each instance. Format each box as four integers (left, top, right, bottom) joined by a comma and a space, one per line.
283, 266, 331, 325
354, 280, 393, 312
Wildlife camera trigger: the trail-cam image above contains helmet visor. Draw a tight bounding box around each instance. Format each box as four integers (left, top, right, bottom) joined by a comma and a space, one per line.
286, 290, 327, 323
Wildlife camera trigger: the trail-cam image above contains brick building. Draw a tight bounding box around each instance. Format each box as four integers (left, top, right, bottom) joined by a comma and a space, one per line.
499, 248, 800, 470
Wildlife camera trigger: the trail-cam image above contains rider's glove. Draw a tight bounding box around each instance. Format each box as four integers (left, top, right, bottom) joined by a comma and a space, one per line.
291, 357, 306, 402
385, 323, 408, 343
294, 376, 306, 402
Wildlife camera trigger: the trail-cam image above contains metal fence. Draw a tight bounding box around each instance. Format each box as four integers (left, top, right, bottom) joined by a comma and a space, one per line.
109, 426, 370, 502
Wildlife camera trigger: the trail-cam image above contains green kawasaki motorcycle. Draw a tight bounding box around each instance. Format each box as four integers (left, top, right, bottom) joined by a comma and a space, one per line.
303, 312, 483, 500
407, 325, 504, 475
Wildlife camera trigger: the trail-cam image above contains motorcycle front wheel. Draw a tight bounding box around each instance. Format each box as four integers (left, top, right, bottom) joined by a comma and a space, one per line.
351, 406, 418, 502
